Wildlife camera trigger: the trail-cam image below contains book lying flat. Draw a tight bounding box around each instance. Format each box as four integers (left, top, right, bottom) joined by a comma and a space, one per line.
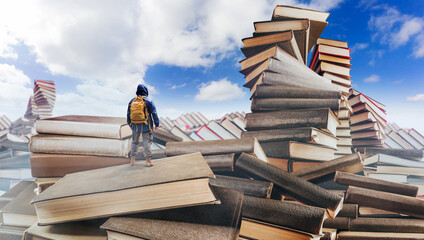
251, 98, 340, 112
260, 141, 336, 161
210, 175, 273, 198
29, 134, 131, 157
30, 153, 130, 177
23, 220, 107, 240
365, 147, 423, 161
165, 138, 268, 162
101, 185, 243, 240
31, 153, 217, 225
337, 231, 424, 240
241, 127, 338, 150
1, 182, 37, 227
35, 115, 132, 139
253, 85, 341, 99
245, 108, 340, 137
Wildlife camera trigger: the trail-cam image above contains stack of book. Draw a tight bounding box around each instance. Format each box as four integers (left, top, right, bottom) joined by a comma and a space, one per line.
348, 89, 387, 152
385, 122, 424, 149
9, 117, 35, 136
334, 97, 354, 157
32, 80, 56, 119
0, 115, 11, 131
240, 5, 345, 171
310, 38, 352, 95
24, 96, 38, 121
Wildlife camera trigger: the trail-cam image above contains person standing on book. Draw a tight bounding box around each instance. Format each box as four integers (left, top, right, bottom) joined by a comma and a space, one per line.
127, 84, 159, 166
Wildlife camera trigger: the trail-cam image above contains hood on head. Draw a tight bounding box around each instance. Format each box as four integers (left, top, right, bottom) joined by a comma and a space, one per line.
136, 84, 148, 96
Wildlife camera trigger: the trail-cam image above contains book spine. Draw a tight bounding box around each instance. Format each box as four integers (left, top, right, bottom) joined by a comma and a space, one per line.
323, 217, 350, 230
35, 120, 126, 139
245, 109, 330, 131
335, 171, 418, 197
338, 203, 358, 218
364, 147, 423, 161
254, 85, 341, 99
29, 136, 131, 157
210, 175, 273, 198
292, 152, 362, 181
345, 186, 424, 218
251, 98, 340, 112
236, 153, 343, 218
203, 154, 235, 172
350, 218, 424, 233
165, 138, 255, 156
243, 195, 326, 235
259, 141, 291, 158
262, 71, 337, 92
241, 128, 313, 143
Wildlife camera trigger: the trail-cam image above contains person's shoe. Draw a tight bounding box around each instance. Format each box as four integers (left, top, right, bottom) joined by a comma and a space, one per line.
130, 156, 136, 166
145, 158, 153, 167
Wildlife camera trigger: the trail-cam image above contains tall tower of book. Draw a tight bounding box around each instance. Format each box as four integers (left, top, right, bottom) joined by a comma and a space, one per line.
24, 80, 56, 120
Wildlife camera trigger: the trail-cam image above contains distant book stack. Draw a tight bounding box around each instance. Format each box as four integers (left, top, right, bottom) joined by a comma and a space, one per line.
24, 96, 38, 121
0, 115, 12, 131
240, 5, 344, 171
310, 38, 352, 95
348, 89, 387, 152
33, 80, 56, 119
384, 122, 424, 150
10, 118, 35, 136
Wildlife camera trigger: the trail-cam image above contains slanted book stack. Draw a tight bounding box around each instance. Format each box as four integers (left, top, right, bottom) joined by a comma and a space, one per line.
33, 80, 56, 119
24, 96, 38, 121
240, 5, 344, 172
348, 89, 387, 151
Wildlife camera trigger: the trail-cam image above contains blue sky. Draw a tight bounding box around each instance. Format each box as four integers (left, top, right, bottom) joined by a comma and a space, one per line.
0, 0, 423, 133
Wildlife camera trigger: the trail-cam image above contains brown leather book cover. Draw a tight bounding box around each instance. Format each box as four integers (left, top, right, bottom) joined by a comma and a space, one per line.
253, 85, 341, 99
350, 218, 424, 233
101, 185, 243, 240
30, 153, 130, 177
210, 175, 273, 198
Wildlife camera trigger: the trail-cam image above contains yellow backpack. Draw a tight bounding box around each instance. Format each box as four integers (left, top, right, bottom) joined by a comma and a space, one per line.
130, 96, 149, 124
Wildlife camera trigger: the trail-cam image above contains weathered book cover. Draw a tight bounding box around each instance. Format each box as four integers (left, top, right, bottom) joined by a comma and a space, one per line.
251, 98, 340, 112
364, 147, 423, 161
35, 115, 131, 139
29, 134, 131, 157
210, 175, 273, 198
337, 231, 424, 240
31, 153, 217, 225
203, 154, 235, 172
260, 141, 335, 160
350, 218, 424, 233
253, 85, 341, 99
30, 153, 130, 177
100, 185, 243, 240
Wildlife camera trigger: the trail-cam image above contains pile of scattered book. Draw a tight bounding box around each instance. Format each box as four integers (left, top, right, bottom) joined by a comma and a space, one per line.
159, 112, 246, 141
348, 89, 387, 151
25, 80, 56, 120
385, 122, 424, 150
0, 115, 11, 132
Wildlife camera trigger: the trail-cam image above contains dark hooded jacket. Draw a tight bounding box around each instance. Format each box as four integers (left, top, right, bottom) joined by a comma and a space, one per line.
127, 84, 159, 132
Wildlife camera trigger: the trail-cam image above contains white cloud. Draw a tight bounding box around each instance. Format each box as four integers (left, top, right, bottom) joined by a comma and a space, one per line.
351, 43, 369, 53
407, 94, 424, 102
391, 17, 423, 47
170, 83, 187, 90
363, 74, 380, 83
195, 78, 245, 102
0, 64, 33, 120
0, 0, 343, 119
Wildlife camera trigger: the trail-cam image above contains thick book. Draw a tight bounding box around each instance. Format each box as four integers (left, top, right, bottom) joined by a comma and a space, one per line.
243, 195, 326, 235
251, 98, 340, 112
236, 153, 343, 218
245, 108, 340, 137
398, 129, 424, 149
260, 141, 335, 161
375, 154, 424, 168
165, 138, 268, 162
334, 171, 418, 197
1, 182, 37, 227
292, 152, 363, 181
337, 231, 424, 240
23, 220, 107, 240
210, 175, 273, 198
100, 185, 243, 240
220, 118, 243, 138
195, 126, 221, 140
241, 127, 338, 150
365, 147, 423, 161
207, 121, 236, 139
317, 38, 348, 48
377, 165, 424, 177
35, 115, 132, 139
315, 61, 351, 78
241, 31, 303, 61
254, 19, 310, 64
310, 53, 351, 71
30, 153, 130, 177
31, 153, 217, 225
322, 72, 352, 87
350, 218, 424, 233
323, 217, 350, 230
312, 44, 350, 58
240, 218, 321, 240
203, 154, 236, 172
337, 203, 358, 218
29, 134, 131, 157
253, 85, 341, 99
272, 5, 329, 51
152, 128, 183, 145
388, 131, 415, 149
349, 94, 386, 118
345, 186, 424, 219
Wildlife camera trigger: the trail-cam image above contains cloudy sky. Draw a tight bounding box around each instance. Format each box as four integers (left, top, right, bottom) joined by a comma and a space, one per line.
0, 0, 423, 133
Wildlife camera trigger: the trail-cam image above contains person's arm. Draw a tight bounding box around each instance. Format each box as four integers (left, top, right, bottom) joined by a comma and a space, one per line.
147, 100, 160, 129
127, 99, 133, 126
